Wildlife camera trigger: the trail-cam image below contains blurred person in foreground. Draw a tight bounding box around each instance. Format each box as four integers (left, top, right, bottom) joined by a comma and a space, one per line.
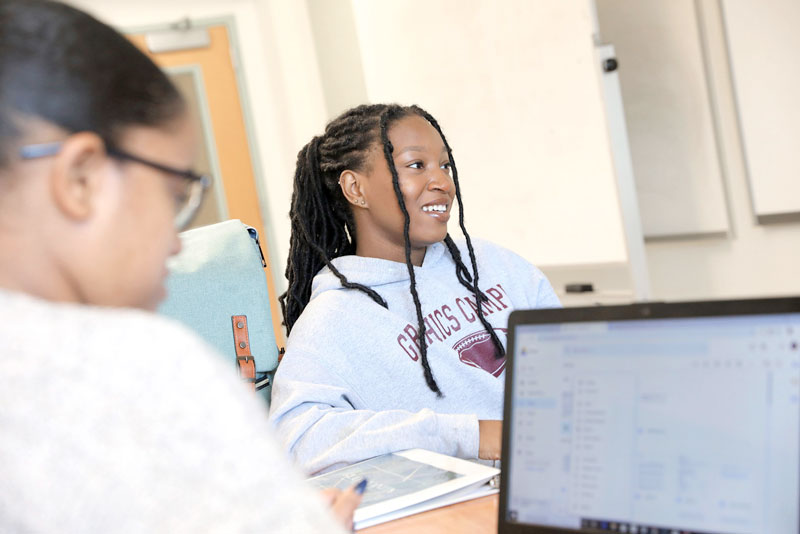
0, 1, 361, 531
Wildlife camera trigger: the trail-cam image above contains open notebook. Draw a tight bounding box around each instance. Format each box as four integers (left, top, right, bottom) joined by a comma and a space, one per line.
309, 448, 499, 530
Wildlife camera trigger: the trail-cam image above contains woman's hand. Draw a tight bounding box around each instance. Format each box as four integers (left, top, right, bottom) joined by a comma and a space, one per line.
478, 420, 503, 460
320, 479, 367, 531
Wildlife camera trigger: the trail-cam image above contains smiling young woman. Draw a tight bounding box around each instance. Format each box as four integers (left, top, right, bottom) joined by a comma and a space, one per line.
269, 104, 561, 475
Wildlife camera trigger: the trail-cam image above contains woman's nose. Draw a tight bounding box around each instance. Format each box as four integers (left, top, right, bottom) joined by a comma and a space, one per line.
428, 169, 453, 192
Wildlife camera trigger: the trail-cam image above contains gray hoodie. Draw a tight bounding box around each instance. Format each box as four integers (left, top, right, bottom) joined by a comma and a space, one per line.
269, 238, 560, 474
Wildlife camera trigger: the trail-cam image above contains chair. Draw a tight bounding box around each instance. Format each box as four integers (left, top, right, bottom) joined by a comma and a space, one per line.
158, 219, 281, 405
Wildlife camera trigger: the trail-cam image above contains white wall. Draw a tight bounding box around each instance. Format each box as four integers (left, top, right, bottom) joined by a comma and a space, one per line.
306, 0, 368, 119
595, 0, 729, 239
346, 0, 630, 268
643, 1, 800, 300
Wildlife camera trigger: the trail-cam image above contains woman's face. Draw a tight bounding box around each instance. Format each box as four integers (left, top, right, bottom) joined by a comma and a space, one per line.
83, 112, 201, 310
353, 114, 456, 264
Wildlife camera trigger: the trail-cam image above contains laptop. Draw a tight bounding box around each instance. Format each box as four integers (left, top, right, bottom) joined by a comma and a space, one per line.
499, 298, 800, 534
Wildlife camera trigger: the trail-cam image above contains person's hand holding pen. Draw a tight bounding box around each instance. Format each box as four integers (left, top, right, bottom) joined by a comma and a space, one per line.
320, 478, 368, 532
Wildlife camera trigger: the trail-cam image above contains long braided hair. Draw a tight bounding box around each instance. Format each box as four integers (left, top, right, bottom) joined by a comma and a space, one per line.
280, 104, 505, 396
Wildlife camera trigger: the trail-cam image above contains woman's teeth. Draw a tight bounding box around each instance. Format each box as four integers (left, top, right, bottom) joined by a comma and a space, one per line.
422, 205, 447, 213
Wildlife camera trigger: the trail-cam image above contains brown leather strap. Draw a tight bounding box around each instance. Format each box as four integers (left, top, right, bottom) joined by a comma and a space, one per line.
232, 315, 255, 391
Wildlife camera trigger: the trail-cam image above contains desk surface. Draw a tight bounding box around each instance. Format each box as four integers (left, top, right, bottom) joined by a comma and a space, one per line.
360, 494, 499, 534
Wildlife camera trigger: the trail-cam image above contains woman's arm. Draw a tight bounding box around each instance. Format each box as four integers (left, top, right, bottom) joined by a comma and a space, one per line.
269, 357, 480, 474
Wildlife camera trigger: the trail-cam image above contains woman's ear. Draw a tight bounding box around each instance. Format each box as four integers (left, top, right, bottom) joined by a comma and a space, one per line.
49, 132, 110, 221
339, 170, 367, 208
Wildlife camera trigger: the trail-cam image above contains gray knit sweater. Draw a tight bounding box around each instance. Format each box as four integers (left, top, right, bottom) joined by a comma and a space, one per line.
0, 289, 345, 533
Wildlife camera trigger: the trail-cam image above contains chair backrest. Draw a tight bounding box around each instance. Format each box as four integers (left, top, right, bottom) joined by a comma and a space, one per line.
158, 219, 280, 405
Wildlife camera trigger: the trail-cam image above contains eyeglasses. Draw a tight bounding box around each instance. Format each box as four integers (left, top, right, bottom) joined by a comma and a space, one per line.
20, 141, 210, 230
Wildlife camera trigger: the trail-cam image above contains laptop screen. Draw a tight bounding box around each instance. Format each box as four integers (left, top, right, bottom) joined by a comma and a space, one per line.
504, 310, 800, 534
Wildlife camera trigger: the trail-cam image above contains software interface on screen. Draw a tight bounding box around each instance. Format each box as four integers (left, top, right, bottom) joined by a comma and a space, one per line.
507, 313, 800, 534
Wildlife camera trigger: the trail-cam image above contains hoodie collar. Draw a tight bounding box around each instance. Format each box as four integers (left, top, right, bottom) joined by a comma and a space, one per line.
310, 241, 447, 298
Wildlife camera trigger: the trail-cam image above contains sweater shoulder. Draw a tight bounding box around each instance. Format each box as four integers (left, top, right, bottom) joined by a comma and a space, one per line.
450, 237, 538, 272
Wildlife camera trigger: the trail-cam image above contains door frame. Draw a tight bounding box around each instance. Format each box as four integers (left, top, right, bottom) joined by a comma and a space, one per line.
165, 63, 230, 223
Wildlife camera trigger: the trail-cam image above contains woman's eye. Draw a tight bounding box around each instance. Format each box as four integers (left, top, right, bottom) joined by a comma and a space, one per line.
174, 192, 189, 209
166, 178, 190, 208
408, 161, 424, 170
441, 162, 452, 172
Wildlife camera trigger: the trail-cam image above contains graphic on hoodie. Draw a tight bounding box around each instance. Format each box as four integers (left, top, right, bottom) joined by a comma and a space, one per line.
453, 327, 507, 377
395, 283, 511, 368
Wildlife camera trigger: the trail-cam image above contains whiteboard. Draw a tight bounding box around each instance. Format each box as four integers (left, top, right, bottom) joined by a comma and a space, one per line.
722, 1, 800, 218
349, 0, 629, 266
595, 0, 729, 237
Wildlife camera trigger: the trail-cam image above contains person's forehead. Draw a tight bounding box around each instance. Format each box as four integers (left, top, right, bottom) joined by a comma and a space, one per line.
389, 115, 445, 153
116, 113, 198, 163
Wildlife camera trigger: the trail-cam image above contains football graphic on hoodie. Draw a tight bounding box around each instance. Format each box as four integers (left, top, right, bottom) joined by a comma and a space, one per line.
453, 328, 507, 377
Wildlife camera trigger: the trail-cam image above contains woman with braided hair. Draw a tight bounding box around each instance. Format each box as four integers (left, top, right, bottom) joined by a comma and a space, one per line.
269, 104, 560, 474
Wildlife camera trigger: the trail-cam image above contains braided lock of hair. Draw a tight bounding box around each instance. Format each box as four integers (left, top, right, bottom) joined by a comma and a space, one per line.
412, 107, 506, 361
281, 104, 505, 396
379, 107, 442, 396
281, 105, 390, 331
